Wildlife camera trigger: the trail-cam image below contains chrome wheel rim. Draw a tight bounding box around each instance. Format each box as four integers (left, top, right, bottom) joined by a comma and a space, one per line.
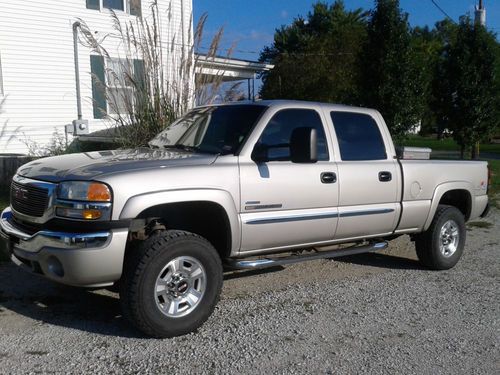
154, 256, 206, 318
439, 220, 459, 258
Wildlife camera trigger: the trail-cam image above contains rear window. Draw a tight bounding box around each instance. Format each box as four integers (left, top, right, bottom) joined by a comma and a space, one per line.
330, 112, 387, 161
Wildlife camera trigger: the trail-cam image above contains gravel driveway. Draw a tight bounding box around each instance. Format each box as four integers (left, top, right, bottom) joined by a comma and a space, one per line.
0, 210, 498, 374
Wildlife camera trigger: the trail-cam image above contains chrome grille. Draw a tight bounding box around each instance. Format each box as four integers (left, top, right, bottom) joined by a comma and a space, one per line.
10, 180, 49, 218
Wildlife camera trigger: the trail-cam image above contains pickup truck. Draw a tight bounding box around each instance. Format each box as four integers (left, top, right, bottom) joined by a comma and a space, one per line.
0, 100, 490, 338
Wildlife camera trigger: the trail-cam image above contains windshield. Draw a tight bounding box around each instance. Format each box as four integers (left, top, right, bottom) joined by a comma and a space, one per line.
149, 105, 267, 155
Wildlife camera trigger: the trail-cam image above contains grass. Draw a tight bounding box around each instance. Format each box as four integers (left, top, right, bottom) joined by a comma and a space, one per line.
402, 135, 500, 154
0, 192, 8, 262
488, 160, 500, 209
0, 194, 8, 211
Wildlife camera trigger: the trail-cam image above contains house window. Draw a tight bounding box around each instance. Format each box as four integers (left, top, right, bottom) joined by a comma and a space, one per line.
106, 58, 133, 115
90, 55, 145, 119
86, 0, 141, 16
103, 0, 124, 11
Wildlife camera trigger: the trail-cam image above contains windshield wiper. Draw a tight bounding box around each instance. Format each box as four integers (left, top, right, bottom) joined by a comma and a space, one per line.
161, 144, 216, 154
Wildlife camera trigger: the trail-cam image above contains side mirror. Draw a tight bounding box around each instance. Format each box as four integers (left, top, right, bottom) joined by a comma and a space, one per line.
251, 143, 269, 164
290, 127, 318, 163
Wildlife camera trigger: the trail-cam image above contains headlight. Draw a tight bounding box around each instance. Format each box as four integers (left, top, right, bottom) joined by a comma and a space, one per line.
56, 181, 112, 220
58, 181, 112, 202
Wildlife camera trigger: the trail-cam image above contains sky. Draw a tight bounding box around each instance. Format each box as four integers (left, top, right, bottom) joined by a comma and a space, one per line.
193, 0, 500, 61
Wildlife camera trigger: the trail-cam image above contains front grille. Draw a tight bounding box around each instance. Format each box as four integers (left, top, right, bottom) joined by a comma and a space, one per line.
10, 180, 49, 217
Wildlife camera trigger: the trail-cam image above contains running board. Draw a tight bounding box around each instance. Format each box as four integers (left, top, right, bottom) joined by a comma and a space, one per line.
225, 241, 388, 270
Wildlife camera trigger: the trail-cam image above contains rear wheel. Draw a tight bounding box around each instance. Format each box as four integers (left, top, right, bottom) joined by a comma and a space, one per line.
120, 230, 223, 338
415, 205, 466, 270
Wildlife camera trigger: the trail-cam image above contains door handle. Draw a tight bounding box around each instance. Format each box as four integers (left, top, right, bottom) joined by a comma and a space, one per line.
321, 172, 337, 184
379, 171, 392, 182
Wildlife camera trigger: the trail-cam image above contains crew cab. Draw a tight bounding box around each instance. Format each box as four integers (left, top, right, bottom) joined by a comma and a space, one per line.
0, 101, 490, 338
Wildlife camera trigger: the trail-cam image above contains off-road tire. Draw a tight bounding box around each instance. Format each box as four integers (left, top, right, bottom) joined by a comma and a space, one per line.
120, 230, 223, 338
415, 205, 466, 270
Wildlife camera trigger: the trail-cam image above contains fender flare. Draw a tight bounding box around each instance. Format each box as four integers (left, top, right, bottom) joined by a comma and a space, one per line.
119, 188, 240, 254
423, 181, 474, 231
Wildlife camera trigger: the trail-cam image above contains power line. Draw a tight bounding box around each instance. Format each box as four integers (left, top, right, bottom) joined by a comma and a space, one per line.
430, 0, 456, 23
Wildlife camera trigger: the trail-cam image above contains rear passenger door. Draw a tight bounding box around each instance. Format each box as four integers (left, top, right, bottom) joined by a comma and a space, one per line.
327, 111, 400, 239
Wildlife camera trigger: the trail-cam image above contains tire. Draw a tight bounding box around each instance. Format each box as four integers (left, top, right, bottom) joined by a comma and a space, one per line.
120, 230, 223, 338
415, 205, 466, 270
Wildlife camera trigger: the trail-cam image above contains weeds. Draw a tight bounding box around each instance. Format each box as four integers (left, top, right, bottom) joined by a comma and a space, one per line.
78, 0, 232, 149
17, 129, 67, 157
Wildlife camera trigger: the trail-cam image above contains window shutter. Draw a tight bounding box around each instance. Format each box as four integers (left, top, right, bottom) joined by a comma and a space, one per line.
90, 55, 107, 119
86, 0, 100, 10
133, 59, 145, 89
130, 0, 142, 16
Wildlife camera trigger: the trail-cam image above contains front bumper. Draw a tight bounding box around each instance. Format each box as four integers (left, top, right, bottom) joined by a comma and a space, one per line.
0, 207, 128, 287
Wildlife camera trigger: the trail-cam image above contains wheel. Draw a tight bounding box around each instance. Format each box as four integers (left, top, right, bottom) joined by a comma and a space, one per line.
415, 205, 466, 270
120, 230, 223, 338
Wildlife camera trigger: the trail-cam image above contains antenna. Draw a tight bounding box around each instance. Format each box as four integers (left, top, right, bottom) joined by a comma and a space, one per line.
475, 0, 486, 26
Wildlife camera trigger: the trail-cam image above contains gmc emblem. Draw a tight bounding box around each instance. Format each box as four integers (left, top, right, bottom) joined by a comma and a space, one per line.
13, 185, 29, 201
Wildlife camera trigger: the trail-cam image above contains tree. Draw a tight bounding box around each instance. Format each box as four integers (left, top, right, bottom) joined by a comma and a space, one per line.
410, 24, 450, 135
259, 1, 367, 104
429, 20, 459, 138
359, 0, 422, 139
434, 16, 500, 159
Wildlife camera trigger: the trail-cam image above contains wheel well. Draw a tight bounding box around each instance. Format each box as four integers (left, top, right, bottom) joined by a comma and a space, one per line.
135, 201, 232, 258
438, 189, 471, 221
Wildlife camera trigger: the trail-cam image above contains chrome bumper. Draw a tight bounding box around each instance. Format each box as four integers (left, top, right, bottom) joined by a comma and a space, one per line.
0, 207, 129, 287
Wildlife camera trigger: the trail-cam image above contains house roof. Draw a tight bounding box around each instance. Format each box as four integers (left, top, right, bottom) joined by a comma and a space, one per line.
195, 53, 274, 81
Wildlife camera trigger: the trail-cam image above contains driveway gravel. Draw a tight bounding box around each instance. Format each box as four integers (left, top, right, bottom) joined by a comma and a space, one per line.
0, 209, 498, 374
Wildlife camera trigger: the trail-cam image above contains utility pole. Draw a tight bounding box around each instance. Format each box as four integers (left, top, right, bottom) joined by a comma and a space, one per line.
475, 0, 486, 26
473, 1, 486, 159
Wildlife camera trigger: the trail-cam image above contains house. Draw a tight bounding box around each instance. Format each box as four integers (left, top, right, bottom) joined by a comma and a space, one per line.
0, 0, 272, 154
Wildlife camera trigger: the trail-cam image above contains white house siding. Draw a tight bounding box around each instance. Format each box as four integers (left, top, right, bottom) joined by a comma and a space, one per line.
0, 0, 193, 154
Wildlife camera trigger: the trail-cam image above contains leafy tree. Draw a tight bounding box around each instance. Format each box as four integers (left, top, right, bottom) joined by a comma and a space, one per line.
259, 1, 367, 104
359, 0, 422, 139
433, 16, 500, 158
410, 25, 450, 135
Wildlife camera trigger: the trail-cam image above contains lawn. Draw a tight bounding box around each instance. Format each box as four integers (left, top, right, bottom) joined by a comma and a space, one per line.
0, 194, 8, 210
0, 192, 8, 261
402, 135, 500, 154
488, 159, 500, 197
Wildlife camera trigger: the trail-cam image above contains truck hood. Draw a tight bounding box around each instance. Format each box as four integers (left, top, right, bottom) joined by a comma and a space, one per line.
16, 148, 218, 183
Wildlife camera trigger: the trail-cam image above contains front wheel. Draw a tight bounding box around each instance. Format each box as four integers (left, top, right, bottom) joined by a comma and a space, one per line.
415, 205, 466, 270
120, 230, 223, 338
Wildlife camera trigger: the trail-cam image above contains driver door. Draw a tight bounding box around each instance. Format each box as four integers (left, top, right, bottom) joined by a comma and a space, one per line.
238, 108, 339, 252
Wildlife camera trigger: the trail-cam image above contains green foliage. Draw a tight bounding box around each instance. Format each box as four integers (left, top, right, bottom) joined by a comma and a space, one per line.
432, 17, 500, 158
259, 1, 368, 104
359, 0, 422, 139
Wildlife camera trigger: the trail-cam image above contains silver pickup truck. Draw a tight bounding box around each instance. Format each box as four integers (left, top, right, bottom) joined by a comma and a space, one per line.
0, 100, 490, 338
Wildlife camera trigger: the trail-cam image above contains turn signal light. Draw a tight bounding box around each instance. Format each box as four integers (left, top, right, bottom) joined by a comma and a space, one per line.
82, 209, 102, 220
87, 183, 111, 202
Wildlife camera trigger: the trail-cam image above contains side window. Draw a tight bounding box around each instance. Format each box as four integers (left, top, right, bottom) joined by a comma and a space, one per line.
257, 109, 329, 161
330, 112, 387, 161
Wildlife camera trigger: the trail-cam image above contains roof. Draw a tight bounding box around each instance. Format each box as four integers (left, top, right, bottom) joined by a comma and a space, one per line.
195, 54, 274, 81
196, 99, 375, 113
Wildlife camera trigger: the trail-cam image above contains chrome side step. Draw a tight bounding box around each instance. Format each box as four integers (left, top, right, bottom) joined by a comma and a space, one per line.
225, 241, 388, 270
